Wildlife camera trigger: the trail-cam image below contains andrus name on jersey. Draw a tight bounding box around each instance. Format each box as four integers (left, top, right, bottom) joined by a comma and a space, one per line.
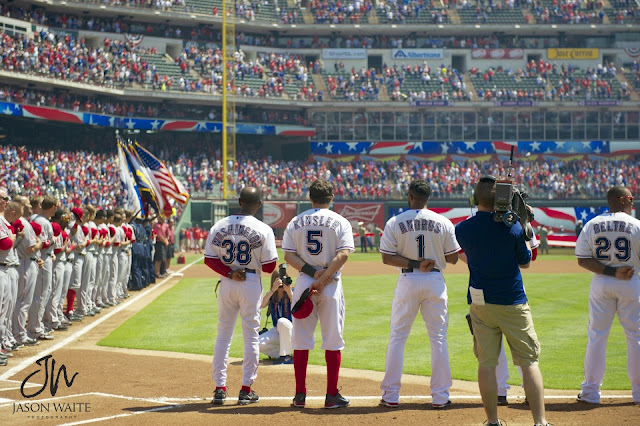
399, 219, 442, 234
292, 215, 340, 231
212, 224, 264, 249
592, 221, 634, 235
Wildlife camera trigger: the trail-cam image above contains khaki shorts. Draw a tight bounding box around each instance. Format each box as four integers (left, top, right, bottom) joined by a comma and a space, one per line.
470, 303, 540, 368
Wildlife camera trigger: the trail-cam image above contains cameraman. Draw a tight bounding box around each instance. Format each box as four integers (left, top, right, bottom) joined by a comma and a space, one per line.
259, 264, 293, 364
455, 176, 550, 426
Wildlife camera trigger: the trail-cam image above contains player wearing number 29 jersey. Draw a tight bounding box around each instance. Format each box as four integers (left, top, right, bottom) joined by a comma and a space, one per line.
575, 186, 640, 405
204, 188, 278, 405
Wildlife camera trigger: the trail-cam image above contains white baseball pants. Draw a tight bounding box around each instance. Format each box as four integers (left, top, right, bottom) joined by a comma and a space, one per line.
581, 276, 640, 404
381, 271, 452, 405
212, 274, 263, 388
259, 318, 293, 359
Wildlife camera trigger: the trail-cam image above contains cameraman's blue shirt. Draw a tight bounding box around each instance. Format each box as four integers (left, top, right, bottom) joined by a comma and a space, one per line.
455, 211, 531, 305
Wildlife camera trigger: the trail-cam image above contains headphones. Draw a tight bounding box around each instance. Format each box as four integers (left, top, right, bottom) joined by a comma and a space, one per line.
470, 175, 497, 206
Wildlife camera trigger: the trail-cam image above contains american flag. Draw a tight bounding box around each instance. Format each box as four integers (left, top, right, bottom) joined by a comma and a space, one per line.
132, 142, 189, 205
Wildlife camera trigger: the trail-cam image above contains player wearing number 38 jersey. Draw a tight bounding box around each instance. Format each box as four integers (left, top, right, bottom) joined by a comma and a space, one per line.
575, 186, 640, 405
204, 188, 278, 406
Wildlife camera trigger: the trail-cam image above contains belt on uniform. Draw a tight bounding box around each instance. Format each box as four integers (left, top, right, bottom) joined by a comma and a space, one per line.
244, 268, 257, 274
30, 258, 38, 261
0, 263, 6, 267
402, 267, 441, 273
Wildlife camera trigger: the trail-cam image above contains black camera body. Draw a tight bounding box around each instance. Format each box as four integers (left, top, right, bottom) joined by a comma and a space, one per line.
493, 179, 534, 241
279, 263, 292, 286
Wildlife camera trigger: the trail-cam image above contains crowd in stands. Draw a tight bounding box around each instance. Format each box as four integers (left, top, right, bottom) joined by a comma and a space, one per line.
377, 0, 450, 23
470, 60, 634, 102
310, 0, 374, 23
4, 139, 640, 205
533, 0, 606, 24
0, 84, 307, 124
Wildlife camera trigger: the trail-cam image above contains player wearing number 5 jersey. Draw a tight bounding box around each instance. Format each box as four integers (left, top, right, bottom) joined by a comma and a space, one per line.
204, 188, 279, 406
379, 180, 460, 409
575, 186, 640, 405
282, 179, 355, 409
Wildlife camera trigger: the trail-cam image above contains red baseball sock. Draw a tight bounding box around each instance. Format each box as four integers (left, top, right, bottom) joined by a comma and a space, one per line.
241, 386, 251, 393
294, 350, 309, 395
65, 289, 76, 315
325, 350, 341, 396
215, 386, 226, 391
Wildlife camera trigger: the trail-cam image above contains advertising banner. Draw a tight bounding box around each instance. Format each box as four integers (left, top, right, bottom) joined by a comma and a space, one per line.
263, 202, 298, 228
547, 48, 599, 60
471, 48, 524, 59
391, 49, 444, 60
322, 49, 367, 60
333, 202, 385, 227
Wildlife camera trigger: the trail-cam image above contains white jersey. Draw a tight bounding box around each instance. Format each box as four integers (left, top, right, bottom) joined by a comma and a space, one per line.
205, 214, 278, 273
576, 211, 640, 274
282, 208, 355, 268
98, 223, 109, 253
86, 221, 98, 252
16, 217, 38, 260
380, 208, 460, 271
34, 215, 54, 256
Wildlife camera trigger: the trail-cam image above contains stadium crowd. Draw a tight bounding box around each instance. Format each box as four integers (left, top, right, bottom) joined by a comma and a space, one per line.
0, 195, 163, 365
3, 143, 639, 205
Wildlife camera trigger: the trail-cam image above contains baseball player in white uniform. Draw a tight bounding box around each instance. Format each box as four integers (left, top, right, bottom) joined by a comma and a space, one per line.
282, 179, 355, 409
205, 187, 278, 405
1, 200, 21, 351
575, 186, 640, 405
378, 179, 460, 408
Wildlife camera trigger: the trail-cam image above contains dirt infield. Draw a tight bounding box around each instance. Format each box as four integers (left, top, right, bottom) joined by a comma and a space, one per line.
0, 257, 635, 425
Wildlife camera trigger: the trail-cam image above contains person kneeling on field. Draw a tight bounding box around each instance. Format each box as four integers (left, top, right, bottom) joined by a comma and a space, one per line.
259, 264, 294, 365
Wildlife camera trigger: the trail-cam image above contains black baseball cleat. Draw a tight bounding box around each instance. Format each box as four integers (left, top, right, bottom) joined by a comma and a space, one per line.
432, 400, 452, 409
292, 393, 306, 408
238, 389, 259, 405
211, 388, 226, 405
497, 395, 508, 406
325, 392, 350, 409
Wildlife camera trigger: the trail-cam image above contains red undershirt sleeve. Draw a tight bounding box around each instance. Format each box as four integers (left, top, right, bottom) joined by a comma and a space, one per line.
262, 261, 276, 274
0, 237, 12, 251
205, 257, 231, 277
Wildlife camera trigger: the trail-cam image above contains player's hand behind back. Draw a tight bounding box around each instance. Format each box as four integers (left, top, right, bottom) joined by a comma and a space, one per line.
614, 266, 635, 281
230, 269, 247, 282
418, 259, 436, 273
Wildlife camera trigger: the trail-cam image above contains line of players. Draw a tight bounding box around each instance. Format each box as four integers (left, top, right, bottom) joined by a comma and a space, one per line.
0, 190, 157, 366
204, 178, 637, 426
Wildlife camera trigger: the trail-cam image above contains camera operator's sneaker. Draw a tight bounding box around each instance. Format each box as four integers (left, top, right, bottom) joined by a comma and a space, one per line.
325, 392, 349, 409
211, 388, 226, 405
238, 389, 259, 405
292, 393, 306, 408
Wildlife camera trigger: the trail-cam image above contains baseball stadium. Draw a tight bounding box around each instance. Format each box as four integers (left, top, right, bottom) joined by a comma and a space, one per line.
0, 0, 639, 424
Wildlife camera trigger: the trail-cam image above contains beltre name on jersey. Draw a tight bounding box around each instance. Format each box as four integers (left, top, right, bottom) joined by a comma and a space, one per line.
210, 224, 265, 249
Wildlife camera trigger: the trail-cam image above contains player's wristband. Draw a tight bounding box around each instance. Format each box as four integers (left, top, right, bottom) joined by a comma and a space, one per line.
603, 265, 616, 277
408, 259, 421, 269
301, 263, 316, 277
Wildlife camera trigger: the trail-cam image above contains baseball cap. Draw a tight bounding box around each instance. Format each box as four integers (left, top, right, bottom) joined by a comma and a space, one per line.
71, 207, 83, 221
292, 288, 316, 319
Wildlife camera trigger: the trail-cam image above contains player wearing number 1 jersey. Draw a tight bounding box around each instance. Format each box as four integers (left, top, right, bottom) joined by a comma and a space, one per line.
379, 180, 460, 409
204, 188, 279, 406
575, 186, 640, 405
282, 179, 355, 409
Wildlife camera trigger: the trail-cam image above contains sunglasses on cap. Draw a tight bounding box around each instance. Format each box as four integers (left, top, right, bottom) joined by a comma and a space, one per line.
479, 175, 497, 183
0, 196, 9, 201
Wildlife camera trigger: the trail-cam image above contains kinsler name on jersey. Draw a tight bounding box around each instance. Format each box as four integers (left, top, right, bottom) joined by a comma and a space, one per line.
211, 224, 264, 249
591, 220, 635, 235
398, 218, 443, 234
291, 214, 341, 231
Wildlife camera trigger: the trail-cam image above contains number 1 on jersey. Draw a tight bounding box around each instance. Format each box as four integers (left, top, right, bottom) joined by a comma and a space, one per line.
416, 234, 425, 259
307, 230, 323, 255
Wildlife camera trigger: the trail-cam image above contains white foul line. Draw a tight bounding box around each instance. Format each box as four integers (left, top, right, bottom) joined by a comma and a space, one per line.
61, 404, 182, 426
0, 257, 203, 381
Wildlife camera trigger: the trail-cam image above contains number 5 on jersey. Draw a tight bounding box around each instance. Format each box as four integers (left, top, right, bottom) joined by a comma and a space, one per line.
307, 231, 323, 255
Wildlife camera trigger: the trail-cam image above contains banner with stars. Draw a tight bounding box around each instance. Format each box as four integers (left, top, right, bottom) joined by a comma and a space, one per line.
1, 101, 314, 136
310, 141, 629, 157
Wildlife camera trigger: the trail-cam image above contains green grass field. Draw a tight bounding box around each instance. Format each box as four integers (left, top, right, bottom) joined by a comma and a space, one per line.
99, 254, 631, 390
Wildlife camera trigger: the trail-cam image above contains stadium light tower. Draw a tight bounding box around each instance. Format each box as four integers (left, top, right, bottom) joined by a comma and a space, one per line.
221, 0, 236, 199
